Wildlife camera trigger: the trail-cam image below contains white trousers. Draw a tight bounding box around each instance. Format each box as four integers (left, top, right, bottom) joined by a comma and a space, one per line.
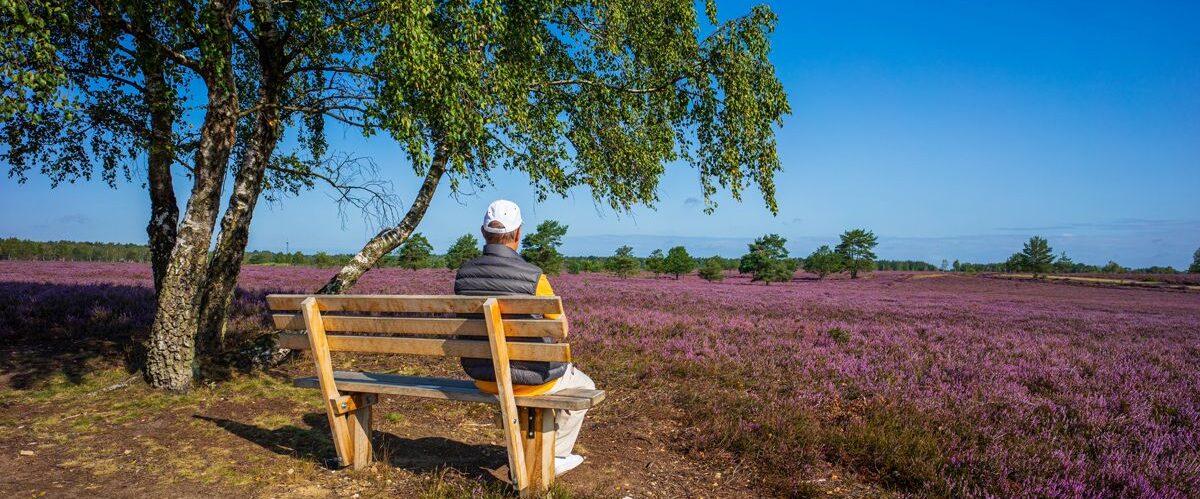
548, 365, 594, 457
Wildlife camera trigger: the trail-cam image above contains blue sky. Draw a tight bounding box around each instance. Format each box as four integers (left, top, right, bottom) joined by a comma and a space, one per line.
2, 0, 1198, 267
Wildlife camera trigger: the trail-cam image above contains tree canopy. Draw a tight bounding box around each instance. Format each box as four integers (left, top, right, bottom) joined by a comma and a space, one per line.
444, 234, 482, 270
396, 232, 433, 270
522, 220, 568, 275
1101, 260, 1128, 274
368, 0, 789, 213
662, 246, 696, 279
1019, 236, 1054, 277
645, 249, 665, 277
698, 257, 725, 282
1190, 248, 1200, 274
835, 229, 877, 279
1052, 251, 1074, 274
606, 245, 640, 278
803, 245, 842, 279
739, 233, 795, 284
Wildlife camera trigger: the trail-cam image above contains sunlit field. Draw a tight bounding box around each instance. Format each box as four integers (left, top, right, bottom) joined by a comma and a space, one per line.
2, 261, 1198, 497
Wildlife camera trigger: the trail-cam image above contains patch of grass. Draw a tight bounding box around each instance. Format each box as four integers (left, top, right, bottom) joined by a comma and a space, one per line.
827, 327, 852, 344
221, 373, 317, 407
385, 412, 407, 424
103, 389, 203, 424
0, 368, 132, 404
675, 386, 824, 497
825, 405, 950, 496
253, 413, 295, 430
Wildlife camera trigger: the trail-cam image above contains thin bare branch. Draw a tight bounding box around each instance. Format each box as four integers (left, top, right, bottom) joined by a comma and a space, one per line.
268, 153, 398, 228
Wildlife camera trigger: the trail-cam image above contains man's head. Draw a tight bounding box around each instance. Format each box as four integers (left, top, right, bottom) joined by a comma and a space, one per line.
481, 199, 522, 249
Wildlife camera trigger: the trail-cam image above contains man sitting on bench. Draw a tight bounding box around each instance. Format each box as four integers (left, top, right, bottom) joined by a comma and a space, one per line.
454, 199, 593, 476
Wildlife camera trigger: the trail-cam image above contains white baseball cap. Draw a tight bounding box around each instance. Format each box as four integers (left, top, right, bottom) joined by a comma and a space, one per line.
482, 199, 523, 234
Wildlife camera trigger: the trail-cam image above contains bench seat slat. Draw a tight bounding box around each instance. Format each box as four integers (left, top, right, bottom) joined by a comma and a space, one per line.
267, 294, 563, 316
272, 313, 567, 339
293, 371, 606, 411
277, 332, 570, 362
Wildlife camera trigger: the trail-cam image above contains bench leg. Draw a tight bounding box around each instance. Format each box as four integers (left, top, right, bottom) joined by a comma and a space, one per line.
348, 393, 373, 470
519, 407, 556, 496
301, 297, 354, 467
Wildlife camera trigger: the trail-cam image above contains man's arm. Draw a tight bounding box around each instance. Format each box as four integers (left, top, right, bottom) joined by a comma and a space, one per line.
535, 274, 564, 322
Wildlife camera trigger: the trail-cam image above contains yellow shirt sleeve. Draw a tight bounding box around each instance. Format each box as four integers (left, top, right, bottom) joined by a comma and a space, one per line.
535, 274, 562, 320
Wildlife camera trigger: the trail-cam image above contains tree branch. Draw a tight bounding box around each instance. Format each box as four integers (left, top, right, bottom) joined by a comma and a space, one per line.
530, 75, 688, 94
85, 0, 202, 72
284, 6, 381, 65
64, 67, 145, 92
284, 64, 379, 79
267, 154, 397, 227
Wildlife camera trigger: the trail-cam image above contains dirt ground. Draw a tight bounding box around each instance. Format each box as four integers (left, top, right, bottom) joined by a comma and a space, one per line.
0, 351, 878, 499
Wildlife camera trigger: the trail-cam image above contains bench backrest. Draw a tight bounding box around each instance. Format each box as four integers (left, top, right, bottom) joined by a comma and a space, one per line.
266, 294, 570, 362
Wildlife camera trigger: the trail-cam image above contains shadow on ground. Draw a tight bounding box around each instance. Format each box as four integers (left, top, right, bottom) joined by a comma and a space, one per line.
0, 281, 280, 390
0, 282, 155, 389
195, 413, 508, 483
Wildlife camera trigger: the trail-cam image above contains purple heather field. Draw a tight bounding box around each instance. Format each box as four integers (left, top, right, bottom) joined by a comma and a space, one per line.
1, 260, 1198, 497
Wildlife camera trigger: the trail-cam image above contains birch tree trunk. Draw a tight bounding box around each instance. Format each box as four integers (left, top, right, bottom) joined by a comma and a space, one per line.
138, 27, 179, 295
318, 143, 448, 294
196, 6, 284, 355
144, 8, 239, 390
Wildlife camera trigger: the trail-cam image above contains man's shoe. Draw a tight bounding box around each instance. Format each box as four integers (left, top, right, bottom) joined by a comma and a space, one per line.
554, 454, 585, 476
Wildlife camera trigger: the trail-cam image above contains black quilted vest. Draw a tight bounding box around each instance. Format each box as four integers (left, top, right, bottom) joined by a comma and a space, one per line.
454, 244, 568, 385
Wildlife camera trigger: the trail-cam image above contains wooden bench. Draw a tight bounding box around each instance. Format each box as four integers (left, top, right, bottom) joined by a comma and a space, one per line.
267, 294, 604, 497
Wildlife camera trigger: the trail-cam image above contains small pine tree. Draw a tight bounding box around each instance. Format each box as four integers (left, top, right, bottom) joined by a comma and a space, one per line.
835, 229, 878, 279
445, 234, 482, 270
1053, 251, 1074, 273
698, 257, 725, 281
662, 246, 696, 279
522, 220, 568, 275
606, 245, 640, 278
804, 245, 843, 279
740, 234, 796, 284
396, 233, 434, 270
1190, 248, 1200, 274
1020, 236, 1054, 277
645, 249, 665, 277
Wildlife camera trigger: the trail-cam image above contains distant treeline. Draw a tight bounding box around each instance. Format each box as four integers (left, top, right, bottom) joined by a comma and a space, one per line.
875, 260, 940, 271
562, 256, 942, 272
0, 238, 151, 262
951, 260, 1182, 275
4, 237, 1186, 275
244, 250, 427, 268
0, 238, 383, 267
2, 237, 939, 271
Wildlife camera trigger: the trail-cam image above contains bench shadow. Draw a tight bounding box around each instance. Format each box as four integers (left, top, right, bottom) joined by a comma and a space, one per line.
194, 413, 509, 483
